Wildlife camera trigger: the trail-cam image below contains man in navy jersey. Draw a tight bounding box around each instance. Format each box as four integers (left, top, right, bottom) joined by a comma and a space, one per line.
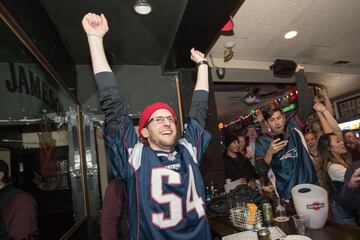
255, 65, 318, 199
82, 13, 212, 240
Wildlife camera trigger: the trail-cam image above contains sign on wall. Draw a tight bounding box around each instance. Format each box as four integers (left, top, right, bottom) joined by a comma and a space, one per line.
0, 62, 73, 120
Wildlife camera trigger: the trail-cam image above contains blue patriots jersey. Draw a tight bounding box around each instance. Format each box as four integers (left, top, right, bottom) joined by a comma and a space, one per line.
255, 116, 318, 199
104, 117, 212, 240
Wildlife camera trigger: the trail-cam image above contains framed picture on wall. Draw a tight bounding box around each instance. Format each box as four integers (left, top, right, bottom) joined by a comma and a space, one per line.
356, 97, 360, 107
337, 95, 360, 119
347, 99, 356, 110
341, 102, 348, 111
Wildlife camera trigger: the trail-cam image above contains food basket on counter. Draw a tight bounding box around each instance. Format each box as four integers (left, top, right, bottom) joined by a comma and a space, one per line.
229, 204, 263, 230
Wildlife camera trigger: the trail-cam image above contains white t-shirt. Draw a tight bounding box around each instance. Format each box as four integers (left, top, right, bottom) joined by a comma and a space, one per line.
327, 163, 346, 182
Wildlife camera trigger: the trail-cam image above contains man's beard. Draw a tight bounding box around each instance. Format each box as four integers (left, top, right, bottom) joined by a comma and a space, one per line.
150, 135, 176, 150
157, 137, 176, 149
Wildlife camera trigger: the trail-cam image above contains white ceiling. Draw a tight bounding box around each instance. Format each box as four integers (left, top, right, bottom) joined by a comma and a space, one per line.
209, 0, 360, 124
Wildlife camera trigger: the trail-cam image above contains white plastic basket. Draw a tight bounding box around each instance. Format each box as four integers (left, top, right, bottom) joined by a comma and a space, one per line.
229, 206, 263, 230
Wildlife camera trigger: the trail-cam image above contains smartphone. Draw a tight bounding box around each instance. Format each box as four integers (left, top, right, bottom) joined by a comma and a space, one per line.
273, 133, 284, 141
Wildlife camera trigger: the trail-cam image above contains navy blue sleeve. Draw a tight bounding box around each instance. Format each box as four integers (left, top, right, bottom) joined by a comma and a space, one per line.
95, 71, 128, 133
188, 90, 208, 128
95, 71, 138, 180
255, 138, 271, 176
103, 118, 138, 180
178, 118, 211, 165
294, 70, 313, 124
286, 115, 305, 134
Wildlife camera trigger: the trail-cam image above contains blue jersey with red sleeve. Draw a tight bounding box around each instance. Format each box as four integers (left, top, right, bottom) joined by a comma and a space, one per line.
103, 116, 212, 240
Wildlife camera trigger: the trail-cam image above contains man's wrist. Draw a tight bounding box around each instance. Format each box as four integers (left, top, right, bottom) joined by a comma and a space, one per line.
295, 69, 304, 75
87, 33, 103, 39
264, 150, 273, 165
316, 108, 327, 113
196, 60, 208, 68
267, 148, 274, 156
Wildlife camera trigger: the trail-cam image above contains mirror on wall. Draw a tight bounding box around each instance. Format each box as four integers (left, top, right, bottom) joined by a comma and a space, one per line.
0, 12, 87, 240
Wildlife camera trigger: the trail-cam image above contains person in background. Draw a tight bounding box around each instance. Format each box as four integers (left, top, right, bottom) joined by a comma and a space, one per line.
223, 134, 256, 183
304, 131, 319, 166
254, 109, 271, 136
82, 12, 212, 239
238, 135, 249, 159
100, 180, 129, 240
0, 159, 38, 240
314, 87, 334, 116
311, 120, 324, 139
313, 102, 342, 140
310, 87, 335, 139
337, 160, 360, 225
304, 131, 318, 158
255, 65, 317, 199
317, 133, 357, 225
343, 130, 360, 162
307, 101, 342, 168
246, 125, 258, 166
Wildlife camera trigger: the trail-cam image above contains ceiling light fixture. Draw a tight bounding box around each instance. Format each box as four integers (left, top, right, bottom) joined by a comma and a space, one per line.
284, 31, 298, 39
224, 41, 235, 49
134, 0, 152, 15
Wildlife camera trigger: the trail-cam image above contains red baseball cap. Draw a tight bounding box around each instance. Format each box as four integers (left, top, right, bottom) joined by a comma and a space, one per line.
138, 102, 177, 139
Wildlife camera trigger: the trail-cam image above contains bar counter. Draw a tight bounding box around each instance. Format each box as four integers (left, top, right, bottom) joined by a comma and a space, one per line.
209, 215, 360, 240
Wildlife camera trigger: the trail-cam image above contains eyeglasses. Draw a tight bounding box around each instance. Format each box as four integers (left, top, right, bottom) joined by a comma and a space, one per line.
145, 116, 176, 126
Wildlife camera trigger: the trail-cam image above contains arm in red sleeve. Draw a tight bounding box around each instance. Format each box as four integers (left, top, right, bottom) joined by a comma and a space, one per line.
100, 180, 125, 240
4, 192, 37, 240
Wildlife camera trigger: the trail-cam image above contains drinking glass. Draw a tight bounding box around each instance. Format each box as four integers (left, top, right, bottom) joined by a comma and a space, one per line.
292, 214, 309, 235
273, 198, 289, 222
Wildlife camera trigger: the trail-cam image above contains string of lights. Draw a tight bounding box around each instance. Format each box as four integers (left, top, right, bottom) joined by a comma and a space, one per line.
220, 89, 299, 129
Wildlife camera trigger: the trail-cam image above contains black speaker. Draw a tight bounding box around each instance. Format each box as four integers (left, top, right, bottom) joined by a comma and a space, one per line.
270, 59, 297, 78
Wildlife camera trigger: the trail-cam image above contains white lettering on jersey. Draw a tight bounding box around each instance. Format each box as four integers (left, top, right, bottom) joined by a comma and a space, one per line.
150, 165, 205, 229
164, 163, 182, 171
186, 164, 205, 217
151, 168, 183, 229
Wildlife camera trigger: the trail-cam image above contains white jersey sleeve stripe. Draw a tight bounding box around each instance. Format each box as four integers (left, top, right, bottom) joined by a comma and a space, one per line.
294, 128, 309, 152
128, 141, 144, 171
179, 138, 198, 165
